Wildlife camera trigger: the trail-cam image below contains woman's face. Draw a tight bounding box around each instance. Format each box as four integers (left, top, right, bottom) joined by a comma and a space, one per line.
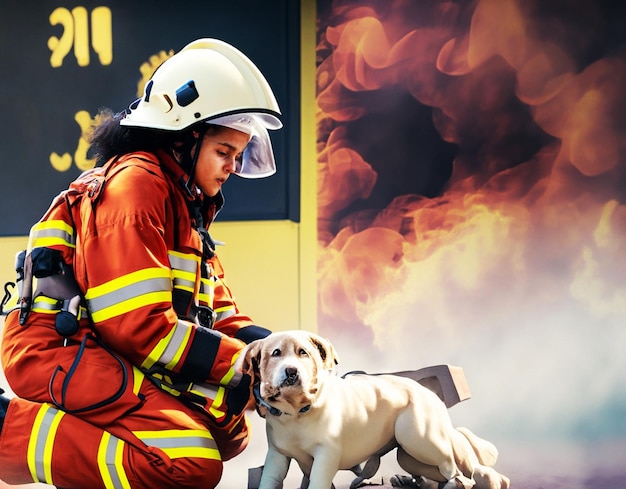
194, 125, 250, 197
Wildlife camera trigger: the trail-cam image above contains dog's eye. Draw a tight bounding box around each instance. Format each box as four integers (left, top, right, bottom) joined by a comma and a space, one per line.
271, 348, 281, 357
298, 348, 308, 356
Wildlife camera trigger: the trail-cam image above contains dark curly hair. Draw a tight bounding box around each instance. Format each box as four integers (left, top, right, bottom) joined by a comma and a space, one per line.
87, 108, 199, 167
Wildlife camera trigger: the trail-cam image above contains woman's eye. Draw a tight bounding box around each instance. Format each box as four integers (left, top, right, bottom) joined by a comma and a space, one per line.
271, 348, 281, 357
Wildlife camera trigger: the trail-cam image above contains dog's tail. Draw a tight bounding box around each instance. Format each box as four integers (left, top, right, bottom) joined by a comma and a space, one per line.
456, 427, 499, 467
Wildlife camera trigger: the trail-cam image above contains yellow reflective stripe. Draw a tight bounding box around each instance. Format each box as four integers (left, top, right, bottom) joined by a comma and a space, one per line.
198, 277, 215, 305
141, 320, 192, 371
28, 221, 75, 250
86, 267, 172, 322
172, 270, 195, 293
219, 353, 242, 389
214, 305, 236, 323
207, 386, 228, 418
132, 366, 144, 396
220, 367, 236, 387
30, 296, 88, 319
31, 296, 60, 315
168, 251, 200, 293
163, 322, 192, 371
97, 432, 131, 489
168, 250, 200, 272
27, 404, 65, 484
213, 386, 226, 407
189, 383, 219, 402
166, 445, 221, 459
141, 323, 176, 370
209, 407, 225, 418
134, 429, 220, 461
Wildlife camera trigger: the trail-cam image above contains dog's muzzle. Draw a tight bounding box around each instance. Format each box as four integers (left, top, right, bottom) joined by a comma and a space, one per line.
281, 366, 300, 387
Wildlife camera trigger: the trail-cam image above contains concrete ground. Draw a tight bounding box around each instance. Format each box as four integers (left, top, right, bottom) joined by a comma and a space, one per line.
1, 408, 626, 488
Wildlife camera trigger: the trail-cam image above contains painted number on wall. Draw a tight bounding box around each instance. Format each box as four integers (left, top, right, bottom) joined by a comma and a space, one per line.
48, 6, 112, 67
48, 6, 112, 172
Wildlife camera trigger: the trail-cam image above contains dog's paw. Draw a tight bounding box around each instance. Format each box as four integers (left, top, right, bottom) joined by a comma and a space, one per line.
417, 477, 464, 489
389, 474, 420, 488
473, 466, 510, 489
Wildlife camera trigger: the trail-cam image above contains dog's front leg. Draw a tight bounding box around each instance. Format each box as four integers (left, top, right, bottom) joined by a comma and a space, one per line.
258, 447, 291, 489
306, 450, 340, 489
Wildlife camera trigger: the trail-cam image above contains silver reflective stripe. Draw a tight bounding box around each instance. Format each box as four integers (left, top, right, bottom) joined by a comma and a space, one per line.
173, 275, 195, 291
142, 318, 195, 371
138, 434, 218, 451
198, 276, 215, 305
31, 227, 74, 245
98, 432, 130, 489
226, 369, 243, 389
169, 252, 198, 292
215, 306, 236, 323
134, 429, 221, 460
105, 437, 126, 489
168, 252, 198, 274
87, 277, 171, 314
29, 221, 75, 249
28, 404, 66, 484
31, 406, 62, 483
190, 383, 219, 400
159, 320, 193, 366
32, 296, 61, 312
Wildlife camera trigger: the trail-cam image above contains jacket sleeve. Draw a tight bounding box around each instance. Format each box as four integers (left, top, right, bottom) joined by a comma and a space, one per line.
76, 162, 246, 387
208, 254, 272, 344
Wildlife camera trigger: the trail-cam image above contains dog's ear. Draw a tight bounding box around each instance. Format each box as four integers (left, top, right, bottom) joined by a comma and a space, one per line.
240, 339, 263, 382
309, 334, 340, 370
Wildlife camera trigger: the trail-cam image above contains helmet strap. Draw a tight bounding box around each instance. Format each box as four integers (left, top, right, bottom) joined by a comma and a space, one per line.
178, 126, 207, 196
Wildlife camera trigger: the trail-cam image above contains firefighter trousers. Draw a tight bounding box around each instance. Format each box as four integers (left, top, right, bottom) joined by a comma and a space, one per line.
0, 310, 250, 488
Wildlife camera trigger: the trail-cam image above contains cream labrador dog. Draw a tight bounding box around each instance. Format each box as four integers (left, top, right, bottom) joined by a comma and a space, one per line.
243, 330, 510, 489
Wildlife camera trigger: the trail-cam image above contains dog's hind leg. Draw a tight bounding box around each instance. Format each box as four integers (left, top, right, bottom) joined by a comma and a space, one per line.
396, 446, 449, 483
455, 427, 498, 467
395, 405, 459, 481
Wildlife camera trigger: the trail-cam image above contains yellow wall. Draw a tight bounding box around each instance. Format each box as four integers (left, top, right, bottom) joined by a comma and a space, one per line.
0, 237, 27, 293
298, 0, 318, 331
0, 0, 318, 334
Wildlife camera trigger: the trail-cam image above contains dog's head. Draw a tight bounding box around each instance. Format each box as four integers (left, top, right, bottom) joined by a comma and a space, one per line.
242, 330, 339, 417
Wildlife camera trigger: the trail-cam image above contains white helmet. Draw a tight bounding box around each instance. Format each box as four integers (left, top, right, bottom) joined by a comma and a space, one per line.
121, 38, 282, 178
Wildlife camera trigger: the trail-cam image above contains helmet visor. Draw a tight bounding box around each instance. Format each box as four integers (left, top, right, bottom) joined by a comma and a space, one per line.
208, 114, 277, 179
235, 123, 276, 178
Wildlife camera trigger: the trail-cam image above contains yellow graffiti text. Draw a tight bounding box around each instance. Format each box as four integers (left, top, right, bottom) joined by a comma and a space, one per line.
49, 110, 96, 172
48, 6, 112, 68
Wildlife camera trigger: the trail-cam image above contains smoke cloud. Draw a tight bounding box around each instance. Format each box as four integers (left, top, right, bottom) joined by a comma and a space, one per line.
316, 0, 626, 449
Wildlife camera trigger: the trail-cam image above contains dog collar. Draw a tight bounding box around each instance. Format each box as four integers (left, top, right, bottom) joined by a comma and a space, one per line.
253, 384, 311, 417
253, 384, 283, 416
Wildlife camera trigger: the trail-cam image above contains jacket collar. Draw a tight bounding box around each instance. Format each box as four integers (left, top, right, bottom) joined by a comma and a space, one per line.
156, 149, 225, 216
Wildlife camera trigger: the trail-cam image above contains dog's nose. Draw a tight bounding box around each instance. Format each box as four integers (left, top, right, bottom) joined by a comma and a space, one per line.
284, 367, 299, 385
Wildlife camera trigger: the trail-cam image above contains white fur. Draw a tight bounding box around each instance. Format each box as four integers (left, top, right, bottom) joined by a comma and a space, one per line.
243, 331, 510, 489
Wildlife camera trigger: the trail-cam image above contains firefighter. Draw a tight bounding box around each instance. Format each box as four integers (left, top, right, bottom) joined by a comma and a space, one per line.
0, 38, 282, 488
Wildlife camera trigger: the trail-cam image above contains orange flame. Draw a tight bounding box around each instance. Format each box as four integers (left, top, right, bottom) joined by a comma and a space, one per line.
315, 0, 626, 439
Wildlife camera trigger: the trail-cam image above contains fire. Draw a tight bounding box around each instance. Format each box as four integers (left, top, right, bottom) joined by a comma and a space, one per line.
315, 0, 626, 442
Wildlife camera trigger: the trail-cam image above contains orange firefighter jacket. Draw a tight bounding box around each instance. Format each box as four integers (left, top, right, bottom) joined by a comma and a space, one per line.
25, 150, 266, 418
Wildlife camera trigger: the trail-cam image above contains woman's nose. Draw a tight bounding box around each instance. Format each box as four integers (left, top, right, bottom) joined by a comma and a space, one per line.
224, 157, 237, 173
